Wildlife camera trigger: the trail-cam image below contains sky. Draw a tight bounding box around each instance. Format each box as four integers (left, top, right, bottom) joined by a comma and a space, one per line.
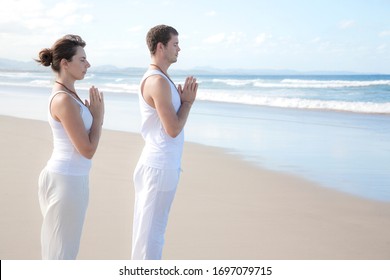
1, 0, 390, 73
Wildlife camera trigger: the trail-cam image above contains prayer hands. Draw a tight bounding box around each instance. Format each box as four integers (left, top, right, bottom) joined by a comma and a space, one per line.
178, 76, 198, 105
85, 86, 105, 125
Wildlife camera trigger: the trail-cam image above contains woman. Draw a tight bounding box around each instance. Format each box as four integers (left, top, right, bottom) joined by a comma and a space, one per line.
36, 34, 104, 259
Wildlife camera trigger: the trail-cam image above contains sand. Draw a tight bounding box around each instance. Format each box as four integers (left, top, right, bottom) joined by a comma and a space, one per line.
1, 115, 390, 260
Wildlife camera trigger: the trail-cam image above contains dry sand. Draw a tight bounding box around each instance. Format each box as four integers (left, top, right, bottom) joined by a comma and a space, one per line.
1, 115, 390, 260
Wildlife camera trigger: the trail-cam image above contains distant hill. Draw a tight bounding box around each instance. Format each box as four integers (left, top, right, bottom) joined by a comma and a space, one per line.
0, 58, 44, 71
0, 58, 375, 75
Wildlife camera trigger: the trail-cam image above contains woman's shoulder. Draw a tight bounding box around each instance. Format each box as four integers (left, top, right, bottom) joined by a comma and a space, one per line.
51, 91, 80, 105
50, 91, 81, 114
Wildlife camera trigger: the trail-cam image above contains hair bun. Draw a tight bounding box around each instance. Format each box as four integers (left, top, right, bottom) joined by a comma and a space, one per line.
37, 48, 53, 67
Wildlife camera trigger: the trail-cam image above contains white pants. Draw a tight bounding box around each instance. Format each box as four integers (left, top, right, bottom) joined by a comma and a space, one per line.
38, 168, 89, 260
132, 163, 180, 260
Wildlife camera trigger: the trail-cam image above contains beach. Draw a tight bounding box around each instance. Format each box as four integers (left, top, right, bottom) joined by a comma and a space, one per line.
1, 115, 390, 260
2, 72, 390, 202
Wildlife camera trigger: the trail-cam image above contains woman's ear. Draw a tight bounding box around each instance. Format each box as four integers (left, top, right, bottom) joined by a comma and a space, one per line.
60, 58, 68, 70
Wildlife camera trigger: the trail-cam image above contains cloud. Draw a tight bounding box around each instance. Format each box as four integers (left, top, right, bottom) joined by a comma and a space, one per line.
0, 0, 92, 32
255, 33, 267, 46
226, 32, 245, 44
205, 10, 216, 17
377, 44, 387, 52
0, 0, 44, 24
128, 25, 143, 33
311, 37, 321, 43
379, 30, 390, 37
203, 33, 225, 44
203, 32, 247, 46
82, 14, 94, 23
339, 20, 355, 29
0, 0, 96, 63
48, 1, 82, 18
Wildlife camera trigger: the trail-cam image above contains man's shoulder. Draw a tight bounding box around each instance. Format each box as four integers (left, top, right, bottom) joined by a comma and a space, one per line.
144, 73, 170, 90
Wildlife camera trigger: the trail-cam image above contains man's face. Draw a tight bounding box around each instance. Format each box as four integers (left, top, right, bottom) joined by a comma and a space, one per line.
164, 35, 181, 64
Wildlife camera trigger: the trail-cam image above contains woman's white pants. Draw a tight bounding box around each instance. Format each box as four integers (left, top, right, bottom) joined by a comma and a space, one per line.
38, 168, 89, 260
132, 163, 180, 260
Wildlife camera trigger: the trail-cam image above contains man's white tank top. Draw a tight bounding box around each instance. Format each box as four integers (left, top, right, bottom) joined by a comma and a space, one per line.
46, 91, 93, 175
138, 69, 184, 169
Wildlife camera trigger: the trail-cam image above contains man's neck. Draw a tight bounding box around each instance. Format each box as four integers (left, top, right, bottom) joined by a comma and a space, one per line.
150, 59, 170, 74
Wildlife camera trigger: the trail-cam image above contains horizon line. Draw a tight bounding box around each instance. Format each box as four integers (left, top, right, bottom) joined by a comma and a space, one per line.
0, 57, 389, 75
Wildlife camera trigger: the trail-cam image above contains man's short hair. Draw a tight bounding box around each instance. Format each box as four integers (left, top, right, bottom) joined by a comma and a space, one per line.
146, 25, 179, 55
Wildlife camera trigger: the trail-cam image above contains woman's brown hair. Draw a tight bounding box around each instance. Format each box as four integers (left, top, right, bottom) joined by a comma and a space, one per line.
35, 34, 86, 72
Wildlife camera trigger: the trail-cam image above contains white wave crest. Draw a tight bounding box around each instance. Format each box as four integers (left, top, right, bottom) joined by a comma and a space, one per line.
198, 91, 390, 114
279, 79, 390, 88
212, 78, 390, 89
212, 78, 257, 86
101, 83, 139, 93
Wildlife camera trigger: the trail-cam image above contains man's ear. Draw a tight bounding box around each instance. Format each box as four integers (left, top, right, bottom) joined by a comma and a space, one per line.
157, 42, 164, 52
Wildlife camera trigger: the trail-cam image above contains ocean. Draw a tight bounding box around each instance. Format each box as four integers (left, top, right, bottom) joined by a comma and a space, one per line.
1, 70, 389, 201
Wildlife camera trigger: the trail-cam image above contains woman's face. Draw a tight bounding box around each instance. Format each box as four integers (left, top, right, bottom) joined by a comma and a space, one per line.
65, 46, 91, 80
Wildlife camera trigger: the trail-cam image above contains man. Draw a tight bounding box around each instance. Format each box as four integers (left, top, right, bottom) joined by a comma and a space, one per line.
132, 25, 198, 260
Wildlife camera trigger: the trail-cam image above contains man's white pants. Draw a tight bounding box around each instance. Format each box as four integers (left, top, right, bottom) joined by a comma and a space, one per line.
132, 163, 180, 260
38, 168, 89, 260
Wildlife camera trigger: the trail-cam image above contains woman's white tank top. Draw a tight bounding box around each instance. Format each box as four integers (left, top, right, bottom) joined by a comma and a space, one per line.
46, 91, 93, 175
138, 70, 184, 169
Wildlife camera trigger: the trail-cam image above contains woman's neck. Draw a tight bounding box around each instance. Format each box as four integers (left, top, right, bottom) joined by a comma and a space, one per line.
55, 77, 76, 92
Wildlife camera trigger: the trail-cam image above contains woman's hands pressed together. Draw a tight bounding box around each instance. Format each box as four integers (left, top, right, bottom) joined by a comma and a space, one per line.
85, 86, 105, 125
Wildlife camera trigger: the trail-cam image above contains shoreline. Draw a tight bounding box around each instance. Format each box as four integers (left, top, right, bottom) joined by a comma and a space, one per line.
1, 115, 390, 259
1, 85, 390, 201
